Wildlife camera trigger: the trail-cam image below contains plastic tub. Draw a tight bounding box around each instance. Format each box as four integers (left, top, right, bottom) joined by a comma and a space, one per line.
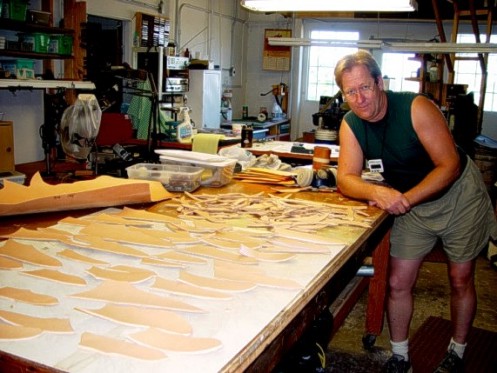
0, 60, 16, 76
58, 35, 73, 55
33, 33, 50, 53
49, 35, 73, 55
7, 0, 28, 21
0, 171, 26, 188
126, 163, 204, 192
16, 58, 35, 79
27, 9, 51, 25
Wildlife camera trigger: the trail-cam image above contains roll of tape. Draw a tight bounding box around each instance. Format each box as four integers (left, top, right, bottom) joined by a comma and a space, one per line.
295, 168, 314, 187
257, 112, 267, 122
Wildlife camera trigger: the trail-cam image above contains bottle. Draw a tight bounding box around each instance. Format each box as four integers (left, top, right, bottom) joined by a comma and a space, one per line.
226, 101, 232, 122
167, 41, 176, 56
176, 108, 193, 143
241, 125, 253, 148
272, 101, 283, 120
242, 105, 248, 119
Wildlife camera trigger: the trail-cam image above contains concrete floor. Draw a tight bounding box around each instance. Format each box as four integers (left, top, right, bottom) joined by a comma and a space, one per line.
324, 254, 497, 372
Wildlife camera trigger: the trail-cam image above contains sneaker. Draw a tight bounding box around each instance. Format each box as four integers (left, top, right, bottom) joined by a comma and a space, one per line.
433, 348, 464, 373
383, 354, 413, 373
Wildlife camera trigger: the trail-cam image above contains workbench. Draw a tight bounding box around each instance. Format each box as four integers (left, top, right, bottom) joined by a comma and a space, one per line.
0, 181, 391, 372
247, 141, 340, 165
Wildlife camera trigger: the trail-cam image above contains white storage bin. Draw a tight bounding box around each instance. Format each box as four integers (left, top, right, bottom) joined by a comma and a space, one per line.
126, 163, 204, 192
0, 171, 26, 187
155, 150, 237, 187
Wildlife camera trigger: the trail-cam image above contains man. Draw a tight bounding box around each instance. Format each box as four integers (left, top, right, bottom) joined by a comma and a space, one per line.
334, 50, 497, 373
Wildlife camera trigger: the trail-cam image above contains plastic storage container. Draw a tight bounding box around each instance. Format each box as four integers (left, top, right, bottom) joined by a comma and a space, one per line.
58, 35, 73, 55
6, 0, 28, 21
49, 35, 73, 55
126, 163, 204, 192
0, 171, 26, 188
18, 33, 34, 52
156, 150, 237, 188
16, 58, 35, 79
0, 60, 17, 77
33, 33, 50, 53
27, 9, 51, 25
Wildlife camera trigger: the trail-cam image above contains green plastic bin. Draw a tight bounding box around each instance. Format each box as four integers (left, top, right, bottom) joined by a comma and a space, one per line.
8, 0, 28, 21
48, 35, 73, 55
33, 33, 50, 53
58, 35, 73, 55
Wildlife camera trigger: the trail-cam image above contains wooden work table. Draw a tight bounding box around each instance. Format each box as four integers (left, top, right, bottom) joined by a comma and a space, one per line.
0, 181, 391, 372
246, 141, 339, 165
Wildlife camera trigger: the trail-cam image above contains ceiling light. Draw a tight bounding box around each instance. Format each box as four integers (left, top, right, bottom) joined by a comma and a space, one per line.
267, 37, 383, 48
267, 37, 497, 54
241, 0, 417, 12
384, 42, 497, 54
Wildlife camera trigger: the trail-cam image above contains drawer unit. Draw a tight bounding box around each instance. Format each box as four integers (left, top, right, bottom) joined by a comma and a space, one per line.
0, 121, 15, 171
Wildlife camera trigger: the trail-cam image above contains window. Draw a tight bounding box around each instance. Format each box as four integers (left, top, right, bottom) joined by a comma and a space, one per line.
381, 53, 421, 93
306, 33, 422, 101
454, 34, 497, 111
306, 31, 358, 101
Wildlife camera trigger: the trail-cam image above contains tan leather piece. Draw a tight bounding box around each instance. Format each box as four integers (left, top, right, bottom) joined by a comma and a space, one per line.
0, 310, 73, 333
75, 304, 192, 335
22, 268, 87, 286
0, 287, 58, 305
71, 280, 205, 313
79, 332, 166, 361
0, 323, 42, 340
0, 240, 62, 267
129, 328, 222, 353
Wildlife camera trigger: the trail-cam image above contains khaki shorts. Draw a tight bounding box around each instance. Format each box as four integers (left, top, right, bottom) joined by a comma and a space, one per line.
390, 157, 497, 263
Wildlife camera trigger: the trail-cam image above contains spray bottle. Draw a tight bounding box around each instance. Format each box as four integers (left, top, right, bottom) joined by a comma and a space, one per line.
176, 107, 193, 143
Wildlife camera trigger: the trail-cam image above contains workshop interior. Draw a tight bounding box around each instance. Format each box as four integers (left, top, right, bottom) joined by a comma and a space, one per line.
1, 0, 497, 372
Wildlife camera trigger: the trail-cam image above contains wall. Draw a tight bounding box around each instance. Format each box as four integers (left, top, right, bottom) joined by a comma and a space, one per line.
243, 15, 295, 121
5, 2, 497, 165
173, 1, 247, 119
1, 91, 45, 165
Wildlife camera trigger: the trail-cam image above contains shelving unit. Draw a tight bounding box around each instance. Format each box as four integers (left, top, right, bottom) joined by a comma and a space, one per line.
0, 0, 93, 176
432, 0, 493, 133
0, 18, 74, 60
405, 54, 445, 105
0, 0, 89, 91
0, 79, 94, 90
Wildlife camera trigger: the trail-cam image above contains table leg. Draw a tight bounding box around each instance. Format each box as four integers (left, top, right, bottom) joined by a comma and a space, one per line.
363, 228, 390, 349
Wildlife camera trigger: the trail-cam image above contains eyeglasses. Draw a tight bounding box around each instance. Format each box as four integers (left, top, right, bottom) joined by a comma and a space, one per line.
343, 84, 376, 101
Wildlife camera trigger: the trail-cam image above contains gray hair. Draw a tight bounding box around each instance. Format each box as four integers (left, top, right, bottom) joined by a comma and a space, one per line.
334, 50, 383, 90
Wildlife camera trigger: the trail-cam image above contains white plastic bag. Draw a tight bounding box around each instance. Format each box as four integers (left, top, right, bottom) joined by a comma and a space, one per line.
60, 94, 102, 159
218, 145, 256, 170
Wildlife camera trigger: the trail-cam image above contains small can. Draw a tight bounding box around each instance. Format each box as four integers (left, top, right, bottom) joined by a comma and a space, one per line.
312, 146, 331, 170
242, 105, 248, 119
241, 125, 253, 148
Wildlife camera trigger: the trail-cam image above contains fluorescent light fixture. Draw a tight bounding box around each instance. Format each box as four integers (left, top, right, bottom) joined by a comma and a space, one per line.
267, 37, 497, 54
384, 42, 497, 54
268, 37, 383, 48
241, 0, 417, 12
268, 37, 311, 46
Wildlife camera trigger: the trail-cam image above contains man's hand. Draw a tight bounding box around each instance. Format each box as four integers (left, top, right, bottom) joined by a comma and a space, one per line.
369, 186, 411, 215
